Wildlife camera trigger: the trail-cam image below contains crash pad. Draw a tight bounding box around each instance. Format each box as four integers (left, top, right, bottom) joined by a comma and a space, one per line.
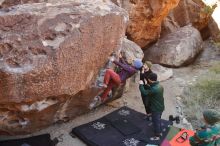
169, 129, 195, 146
71, 106, 172, 146
166, 126, 181, 141
161, 139, 171, 146
0, 134, 54, 146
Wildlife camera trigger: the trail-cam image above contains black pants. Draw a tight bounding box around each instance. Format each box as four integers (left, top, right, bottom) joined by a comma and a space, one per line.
152, 112, 162, 136
141, 94, 151, 114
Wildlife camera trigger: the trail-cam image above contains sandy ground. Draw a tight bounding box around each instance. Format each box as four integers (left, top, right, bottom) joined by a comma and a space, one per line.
1, 40, 219, 146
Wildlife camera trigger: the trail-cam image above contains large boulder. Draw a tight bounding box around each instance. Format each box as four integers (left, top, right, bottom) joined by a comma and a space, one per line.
144, 25, 203, 67
162, 0, 214, 39
161, 16, 179, 38
112, 0, 180, 48
121, 38, 144, 61
151, 64, 173, 81
0, 0, 128, 135
0, 0, 47, 8
172, 0, 211, 30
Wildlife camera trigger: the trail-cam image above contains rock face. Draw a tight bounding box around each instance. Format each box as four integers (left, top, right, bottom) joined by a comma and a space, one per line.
112, 0, 180, 48
0, 0, 128, 135
144, 25, 203, 67
121, 38, 144, 61
172, 0, 211, 30
151, 64, 173, 81
0, 0, 47, 8
161, 16, 179, 37
162, 0, 214, 38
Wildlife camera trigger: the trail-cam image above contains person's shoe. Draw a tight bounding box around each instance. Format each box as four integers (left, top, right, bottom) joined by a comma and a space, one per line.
89, 96, 102, 109
143, 114, 152, 121
107, 90, 112, 99
98, 83, 107, 88
150, 136, 160, 141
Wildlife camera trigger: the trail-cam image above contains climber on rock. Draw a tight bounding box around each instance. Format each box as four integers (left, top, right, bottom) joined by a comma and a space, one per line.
190, 109, 220, 146
89, 52, 143, 109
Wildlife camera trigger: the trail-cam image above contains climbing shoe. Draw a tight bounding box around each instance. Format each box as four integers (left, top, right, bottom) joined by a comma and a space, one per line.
89, 96, 102, 109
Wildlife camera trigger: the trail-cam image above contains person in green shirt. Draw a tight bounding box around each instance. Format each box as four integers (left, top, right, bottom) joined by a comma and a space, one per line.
139, 73, 165, 141
190, 109, 220, 146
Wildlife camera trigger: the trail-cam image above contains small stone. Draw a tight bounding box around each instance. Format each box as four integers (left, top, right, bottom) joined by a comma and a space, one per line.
176, 96, 182, 101
182, 118, 189, 125
151, 64, 173, 81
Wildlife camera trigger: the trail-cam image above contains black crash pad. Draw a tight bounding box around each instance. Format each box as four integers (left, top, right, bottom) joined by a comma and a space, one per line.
0, 134, 54, 146
71, 106, 172, 146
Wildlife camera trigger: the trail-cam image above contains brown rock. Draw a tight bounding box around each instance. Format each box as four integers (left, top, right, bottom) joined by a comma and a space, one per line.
162, 0, 214, 38
0, 0, 127, 135
114, 0, 180, 48
161, 16, 179, 37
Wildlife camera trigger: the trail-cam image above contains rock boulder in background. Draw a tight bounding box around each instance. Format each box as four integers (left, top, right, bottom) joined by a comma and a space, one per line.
162, 0, 214, 39
144, 25, 203, 67
121, 38, 144, 61
0, 0, 128, 135
151, 64, 173, 81
112, 0, 180, 48
0, 0, 47, 8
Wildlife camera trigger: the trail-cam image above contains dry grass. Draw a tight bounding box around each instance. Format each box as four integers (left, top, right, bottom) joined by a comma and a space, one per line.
182, 62, 220, 128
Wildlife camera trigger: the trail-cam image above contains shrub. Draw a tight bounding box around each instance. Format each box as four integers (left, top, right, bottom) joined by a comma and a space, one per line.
201, 4, 217, 15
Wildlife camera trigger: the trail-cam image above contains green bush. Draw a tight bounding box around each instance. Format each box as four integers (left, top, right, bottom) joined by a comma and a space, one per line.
202, 4, 217, 15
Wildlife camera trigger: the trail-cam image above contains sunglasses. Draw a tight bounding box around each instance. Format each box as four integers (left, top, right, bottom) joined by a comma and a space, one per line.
176, 132, 189, 143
